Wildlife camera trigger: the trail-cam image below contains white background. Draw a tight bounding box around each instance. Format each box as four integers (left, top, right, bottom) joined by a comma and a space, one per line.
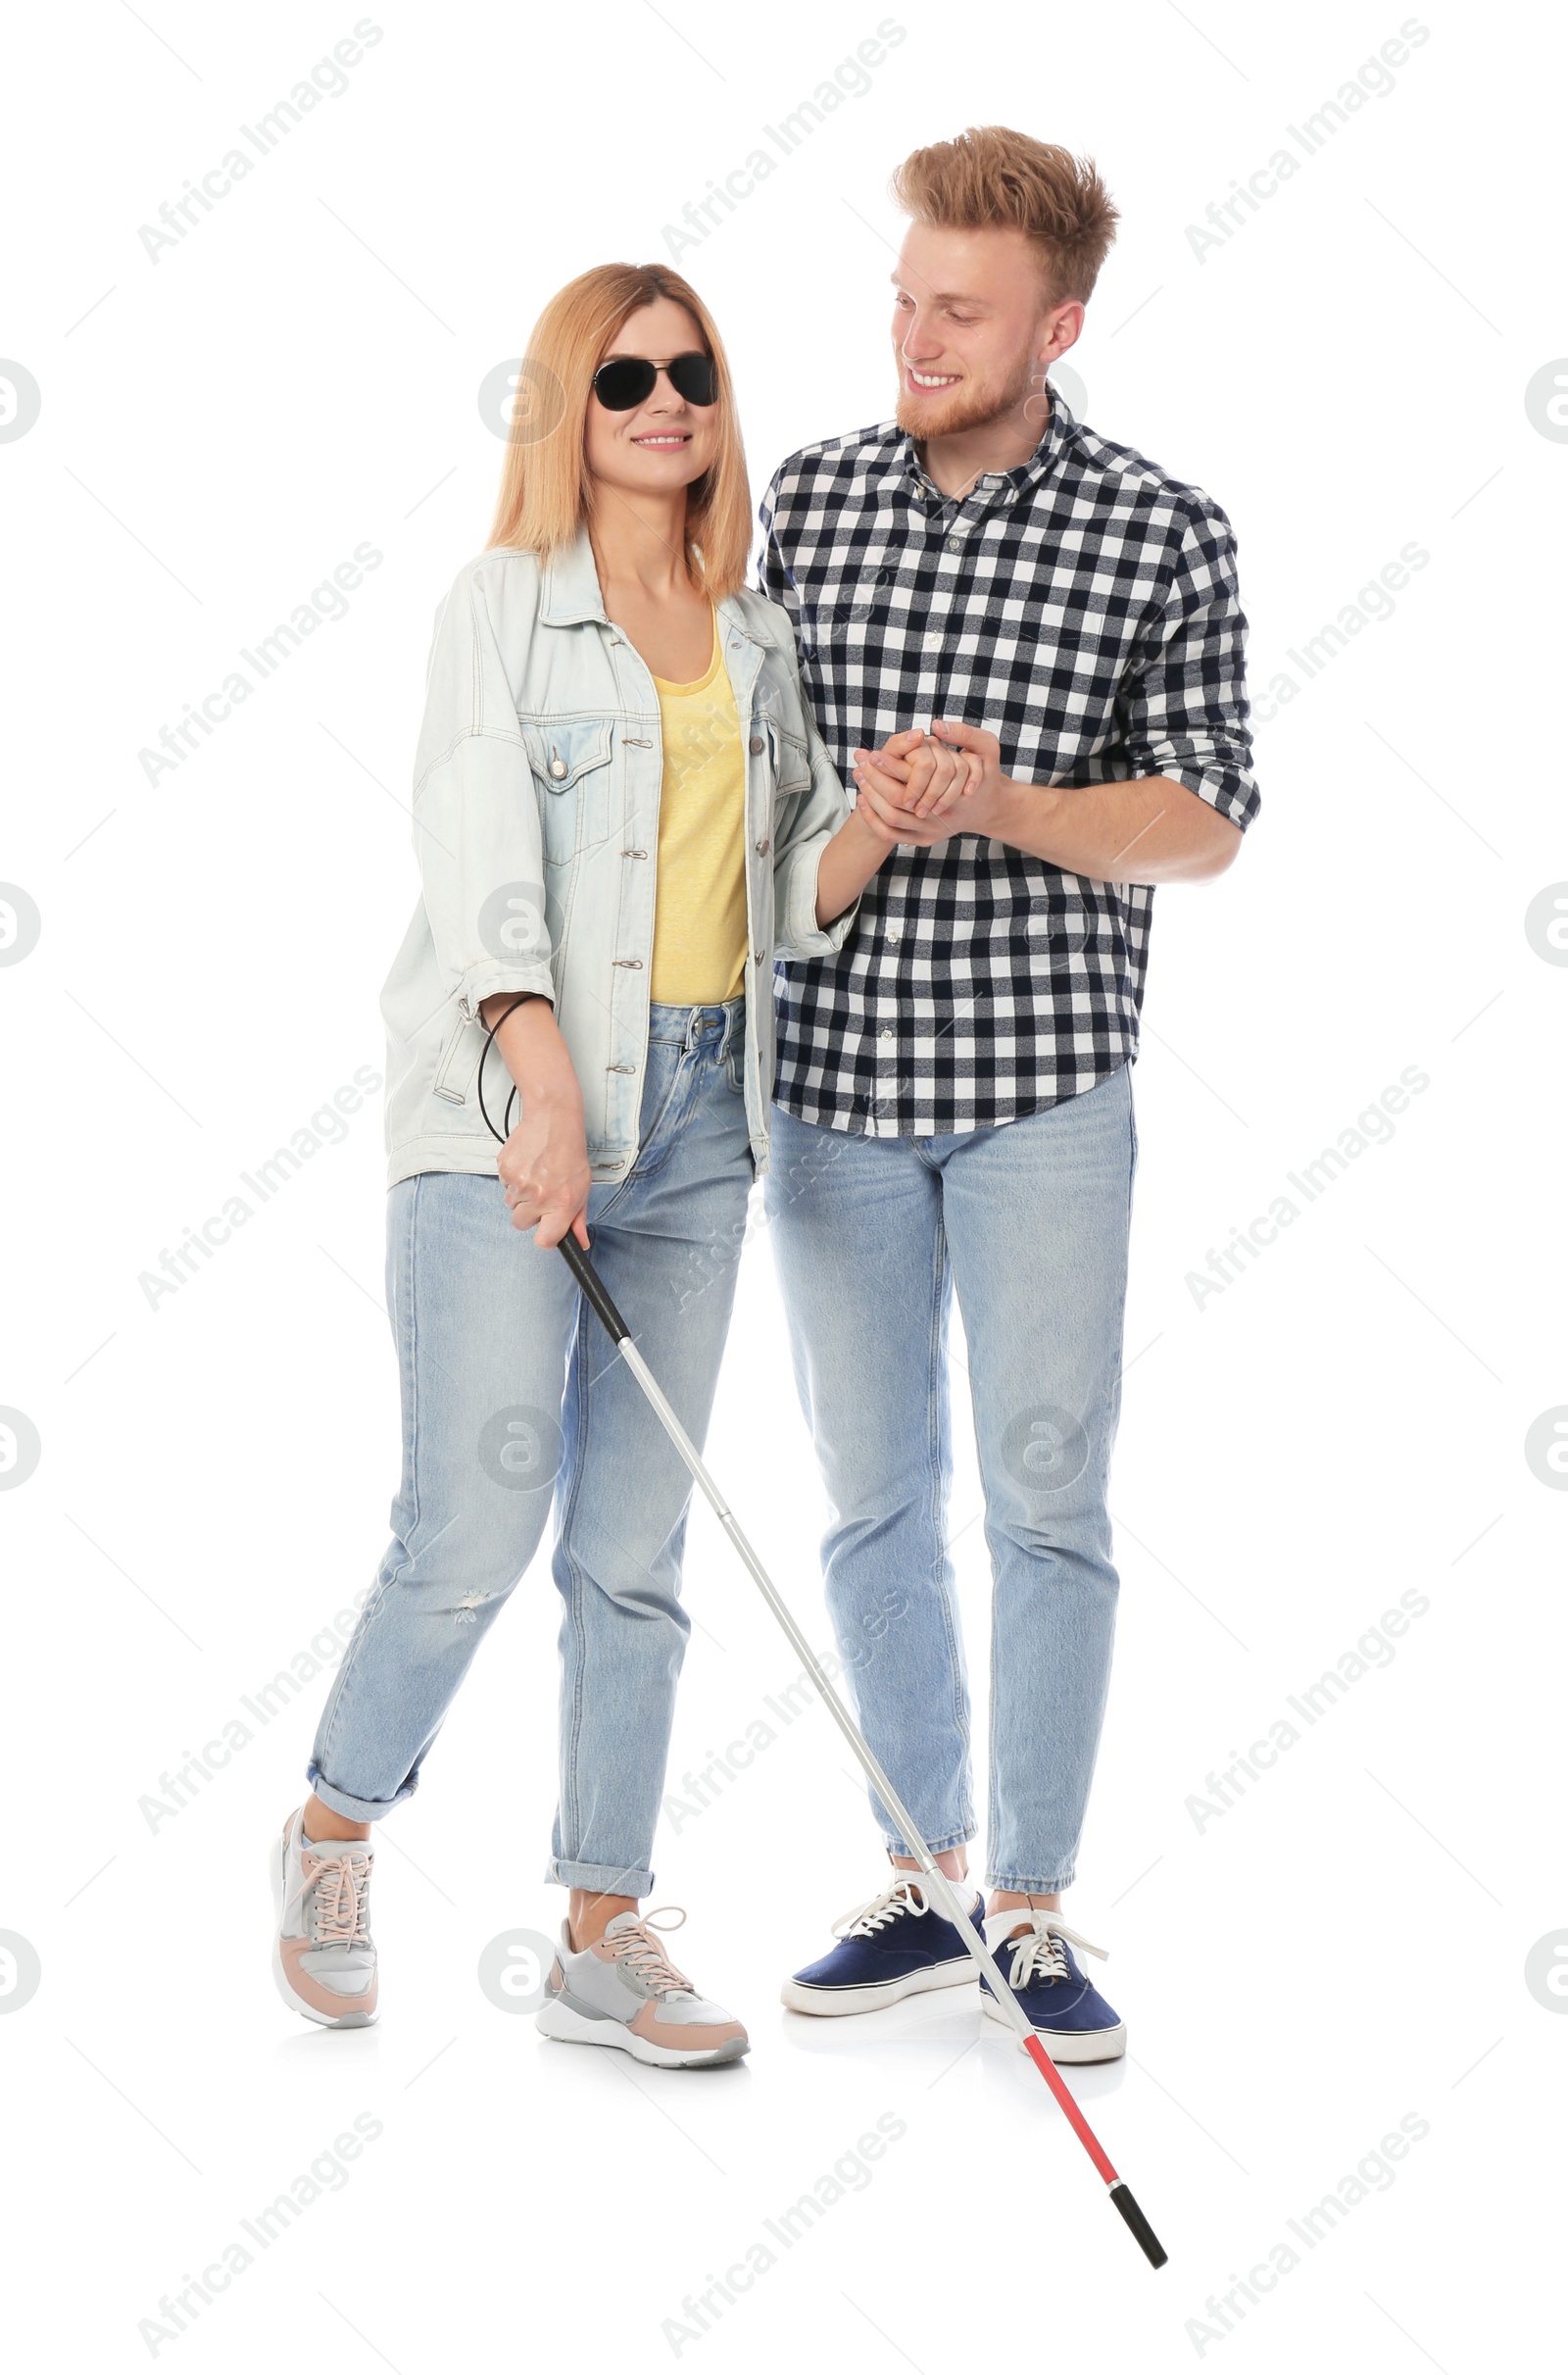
2, 0, 1564, 2365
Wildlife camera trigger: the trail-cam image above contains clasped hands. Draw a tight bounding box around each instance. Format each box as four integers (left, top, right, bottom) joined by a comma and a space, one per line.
849, 719, 1009, 848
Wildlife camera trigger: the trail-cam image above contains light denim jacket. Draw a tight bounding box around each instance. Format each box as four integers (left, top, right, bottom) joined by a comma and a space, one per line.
380, 530, 858, 1187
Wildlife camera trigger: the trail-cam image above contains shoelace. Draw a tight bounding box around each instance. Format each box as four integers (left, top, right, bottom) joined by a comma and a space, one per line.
999, 1912, 1107, 1990
295, 1846, 373, 1950
832, 1873, 954, 1940
602, 1907, 695, 1997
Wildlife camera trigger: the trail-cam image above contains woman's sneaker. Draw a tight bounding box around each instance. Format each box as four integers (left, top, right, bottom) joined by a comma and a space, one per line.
781, 1871, 984, 2015
270, 1808, 378, 2029
536, 1907, 749, 2067
979, 1908, 1125, 2062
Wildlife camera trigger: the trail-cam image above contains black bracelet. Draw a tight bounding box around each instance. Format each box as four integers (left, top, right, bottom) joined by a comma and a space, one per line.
476, 993, 545, 1146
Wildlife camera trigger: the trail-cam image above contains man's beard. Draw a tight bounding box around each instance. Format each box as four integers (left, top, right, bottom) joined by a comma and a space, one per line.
895, 351, 1040, 441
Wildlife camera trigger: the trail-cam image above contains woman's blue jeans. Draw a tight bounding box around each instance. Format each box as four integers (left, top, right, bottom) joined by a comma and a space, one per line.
764, 1063, 1138, 1894
308, 1002, 752, 1899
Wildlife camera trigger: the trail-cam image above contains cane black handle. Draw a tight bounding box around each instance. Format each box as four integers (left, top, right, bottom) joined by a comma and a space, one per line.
557, 1234, 630, 1345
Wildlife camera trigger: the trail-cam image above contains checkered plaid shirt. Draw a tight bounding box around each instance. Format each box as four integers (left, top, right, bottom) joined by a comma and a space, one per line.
757, 394, 1259, 1137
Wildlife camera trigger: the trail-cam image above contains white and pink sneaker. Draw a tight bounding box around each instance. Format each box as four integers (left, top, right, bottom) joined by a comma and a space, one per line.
271, 1807, 379, 2029
536, 1907, 749, 2066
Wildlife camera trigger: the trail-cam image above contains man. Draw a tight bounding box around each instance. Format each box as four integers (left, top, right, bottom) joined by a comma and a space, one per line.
758, 125, 1258, 2058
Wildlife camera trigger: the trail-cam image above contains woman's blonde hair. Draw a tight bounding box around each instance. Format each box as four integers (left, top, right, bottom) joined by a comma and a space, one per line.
486, 263, 752, 598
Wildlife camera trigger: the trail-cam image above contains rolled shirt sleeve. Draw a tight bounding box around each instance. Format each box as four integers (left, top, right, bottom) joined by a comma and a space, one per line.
1116, 500, 1260, 831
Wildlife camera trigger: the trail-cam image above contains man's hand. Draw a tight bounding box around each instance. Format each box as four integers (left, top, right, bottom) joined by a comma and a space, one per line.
916, 719, 1015, 838
852, 729, 981, 846
929, 718, 1007, 805
867, 718, 1016, 841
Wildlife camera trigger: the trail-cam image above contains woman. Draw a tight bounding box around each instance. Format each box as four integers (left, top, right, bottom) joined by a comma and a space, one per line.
270, 263, 972, 2065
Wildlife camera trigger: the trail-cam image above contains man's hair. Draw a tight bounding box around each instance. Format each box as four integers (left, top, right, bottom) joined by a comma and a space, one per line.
890, 126, 1118, 304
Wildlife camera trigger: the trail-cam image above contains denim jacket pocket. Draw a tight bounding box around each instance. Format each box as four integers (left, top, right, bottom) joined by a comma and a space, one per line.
765, 716, 812, 796
520, 717, 615, 862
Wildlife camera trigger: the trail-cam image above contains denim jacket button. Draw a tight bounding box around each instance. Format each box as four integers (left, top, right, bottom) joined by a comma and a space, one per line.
548, 758, 567, 780
756, 836, 771, 855
748, 734, 764, 755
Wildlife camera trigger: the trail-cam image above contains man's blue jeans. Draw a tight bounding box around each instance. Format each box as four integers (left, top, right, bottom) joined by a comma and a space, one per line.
764, 1064, 1138, 1893
309, 1002, 753, 1899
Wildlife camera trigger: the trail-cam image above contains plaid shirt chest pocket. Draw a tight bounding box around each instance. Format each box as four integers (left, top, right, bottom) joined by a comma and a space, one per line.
520, 717, 615, 862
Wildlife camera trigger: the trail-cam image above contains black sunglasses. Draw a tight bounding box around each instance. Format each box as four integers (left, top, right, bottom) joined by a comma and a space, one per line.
591, 351, 717, 411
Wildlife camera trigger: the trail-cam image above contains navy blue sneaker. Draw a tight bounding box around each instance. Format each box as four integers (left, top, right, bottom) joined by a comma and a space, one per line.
781, 1873, 985, 2015
979, 1910, 1126, 2061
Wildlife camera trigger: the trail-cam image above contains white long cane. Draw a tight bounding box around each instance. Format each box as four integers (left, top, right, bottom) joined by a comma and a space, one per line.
558, 1234, 1167, 2270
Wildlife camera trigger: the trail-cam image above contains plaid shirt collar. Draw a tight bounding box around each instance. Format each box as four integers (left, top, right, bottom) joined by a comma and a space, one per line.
866, 387, 1076, 513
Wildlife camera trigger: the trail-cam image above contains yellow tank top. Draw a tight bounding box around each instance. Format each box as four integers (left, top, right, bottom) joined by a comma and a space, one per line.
649, 613, 749, 1007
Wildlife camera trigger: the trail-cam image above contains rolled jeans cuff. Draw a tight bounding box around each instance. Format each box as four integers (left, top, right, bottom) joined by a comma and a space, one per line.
306, 1764, 415, 1826
546, 1855, 656, 1898
879, 1825, 975, 1860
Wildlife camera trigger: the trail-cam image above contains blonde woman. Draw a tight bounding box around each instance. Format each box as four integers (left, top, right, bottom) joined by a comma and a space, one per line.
270, 264, 971, 2064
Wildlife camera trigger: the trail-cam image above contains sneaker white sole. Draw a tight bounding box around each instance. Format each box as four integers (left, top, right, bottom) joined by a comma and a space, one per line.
780, 1956, 977, 2017
270, 1822, 378, 2031
535, 1997, 749, 2067
981, 1990, 1126, 2061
